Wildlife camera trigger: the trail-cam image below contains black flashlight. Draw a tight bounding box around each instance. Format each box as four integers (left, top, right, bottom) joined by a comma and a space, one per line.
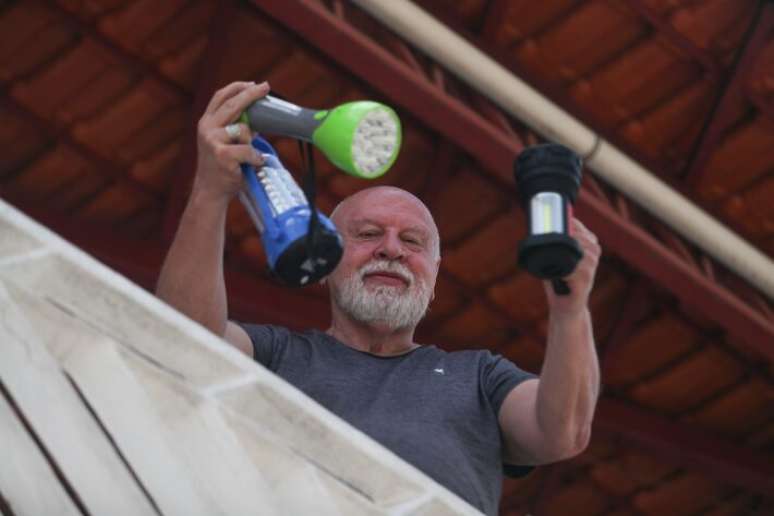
513, 143, 583, 296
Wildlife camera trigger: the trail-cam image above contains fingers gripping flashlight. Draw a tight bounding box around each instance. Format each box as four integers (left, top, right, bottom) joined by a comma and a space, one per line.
513, 143, 584, 296
238, 95, 402, 287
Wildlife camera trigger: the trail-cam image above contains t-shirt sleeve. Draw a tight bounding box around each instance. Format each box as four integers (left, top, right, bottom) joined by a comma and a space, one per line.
482, 351, 538, 416
481, 351, 539, 479
235, 323, 291, 371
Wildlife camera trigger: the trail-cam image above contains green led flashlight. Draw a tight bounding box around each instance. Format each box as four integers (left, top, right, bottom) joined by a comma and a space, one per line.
240, 95, 402, 179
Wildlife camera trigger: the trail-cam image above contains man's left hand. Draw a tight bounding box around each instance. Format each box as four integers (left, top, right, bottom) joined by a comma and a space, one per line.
544, 218, 601, 317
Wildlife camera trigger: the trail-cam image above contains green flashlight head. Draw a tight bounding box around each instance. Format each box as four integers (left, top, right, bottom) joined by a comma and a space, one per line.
312, 101, 402, 179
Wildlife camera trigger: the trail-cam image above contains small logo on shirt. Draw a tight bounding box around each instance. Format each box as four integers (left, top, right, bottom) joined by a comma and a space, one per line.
433, 367, 445, 375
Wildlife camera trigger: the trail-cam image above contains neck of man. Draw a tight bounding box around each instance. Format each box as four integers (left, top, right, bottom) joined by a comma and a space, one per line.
327, 309, 420, 357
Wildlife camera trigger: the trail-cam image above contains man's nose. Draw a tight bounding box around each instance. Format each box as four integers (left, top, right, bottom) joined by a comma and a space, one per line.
375, 232, 405, 260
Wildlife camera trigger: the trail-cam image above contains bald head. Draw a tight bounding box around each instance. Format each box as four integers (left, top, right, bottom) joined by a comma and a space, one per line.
331, 186, 441, 259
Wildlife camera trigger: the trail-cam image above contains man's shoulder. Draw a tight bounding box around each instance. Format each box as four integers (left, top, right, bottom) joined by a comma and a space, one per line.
238, 323, 326, 368
238, 322, 317, 342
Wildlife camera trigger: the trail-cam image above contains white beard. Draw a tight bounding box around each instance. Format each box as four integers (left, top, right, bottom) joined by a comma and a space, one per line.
331, 260, 433, 331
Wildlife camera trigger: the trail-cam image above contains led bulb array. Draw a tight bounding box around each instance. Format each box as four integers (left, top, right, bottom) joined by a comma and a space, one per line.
258, 163, 306, 215
352, 109, 398, 176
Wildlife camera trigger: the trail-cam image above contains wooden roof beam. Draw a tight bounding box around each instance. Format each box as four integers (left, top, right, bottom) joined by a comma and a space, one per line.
161, 0, 240, 242
42, 0, 190, 101
595, 398, 774, 496
600, 278, 653, 371
477, 0, 511, 41
1, 95, 162, 201
624, 0, 721, 77
682, 3, 774, 187
396, 0, 673, 185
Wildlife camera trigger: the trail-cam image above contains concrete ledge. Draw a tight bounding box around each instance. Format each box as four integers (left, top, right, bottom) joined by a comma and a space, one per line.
0, 200, 481, 515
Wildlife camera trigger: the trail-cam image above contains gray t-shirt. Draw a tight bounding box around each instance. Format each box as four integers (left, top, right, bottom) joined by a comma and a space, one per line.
240, 324, 537, 515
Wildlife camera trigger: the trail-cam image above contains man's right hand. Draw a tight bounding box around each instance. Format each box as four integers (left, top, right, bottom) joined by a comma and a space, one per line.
193, 81, 271, 202
156, 81, 271, 352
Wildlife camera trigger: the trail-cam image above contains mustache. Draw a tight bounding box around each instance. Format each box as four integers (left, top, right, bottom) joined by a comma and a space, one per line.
358, 260, 414, 285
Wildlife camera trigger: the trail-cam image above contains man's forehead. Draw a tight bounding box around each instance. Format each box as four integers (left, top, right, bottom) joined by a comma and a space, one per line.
332, 186, 442, 258
335, 187, 435, 225
347, 216, 430, 234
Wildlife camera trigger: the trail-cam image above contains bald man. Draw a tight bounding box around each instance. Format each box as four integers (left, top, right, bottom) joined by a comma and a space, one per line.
157, 82, 601, 516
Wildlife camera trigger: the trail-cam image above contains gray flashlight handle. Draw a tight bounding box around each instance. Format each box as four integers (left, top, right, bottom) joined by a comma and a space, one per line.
244, 95, 322, 141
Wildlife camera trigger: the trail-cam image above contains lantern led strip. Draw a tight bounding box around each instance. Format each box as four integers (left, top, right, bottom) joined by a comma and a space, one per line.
239, 137, 342, 287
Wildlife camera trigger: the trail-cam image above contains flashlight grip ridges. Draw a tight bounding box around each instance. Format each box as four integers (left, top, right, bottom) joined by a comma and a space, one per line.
243, 95, 322, 142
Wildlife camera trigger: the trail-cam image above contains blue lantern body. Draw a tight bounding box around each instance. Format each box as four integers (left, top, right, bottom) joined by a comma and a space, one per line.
239, 137, 343, 286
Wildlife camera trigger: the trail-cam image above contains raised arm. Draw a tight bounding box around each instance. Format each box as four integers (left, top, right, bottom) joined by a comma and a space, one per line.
156, 81, 270, 356
498, 218, 601, 464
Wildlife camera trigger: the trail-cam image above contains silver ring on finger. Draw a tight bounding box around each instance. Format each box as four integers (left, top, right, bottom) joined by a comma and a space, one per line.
224, 123, 241, 142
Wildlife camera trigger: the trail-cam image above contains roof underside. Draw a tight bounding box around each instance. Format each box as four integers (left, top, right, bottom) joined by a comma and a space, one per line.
1, 1, 773, 514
